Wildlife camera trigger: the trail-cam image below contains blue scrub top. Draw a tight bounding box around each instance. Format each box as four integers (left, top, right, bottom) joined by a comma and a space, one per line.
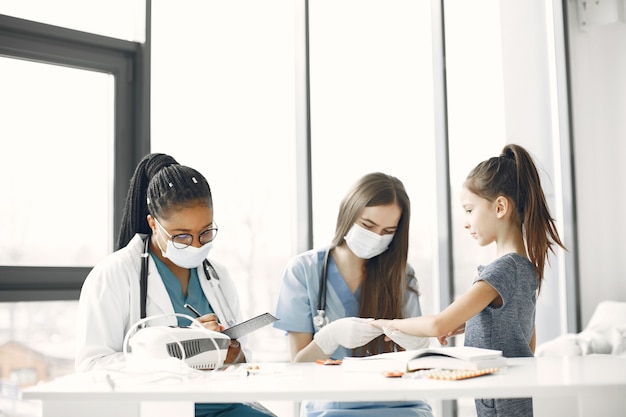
274, 247, 423, 359
150, 252, 214, 326
274, 248, 432, 417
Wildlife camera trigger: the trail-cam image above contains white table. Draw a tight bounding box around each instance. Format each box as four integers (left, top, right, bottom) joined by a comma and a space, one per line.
22, 355, 626, 417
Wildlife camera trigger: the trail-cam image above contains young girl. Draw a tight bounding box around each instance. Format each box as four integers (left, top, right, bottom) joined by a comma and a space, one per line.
373, 144, 566, 417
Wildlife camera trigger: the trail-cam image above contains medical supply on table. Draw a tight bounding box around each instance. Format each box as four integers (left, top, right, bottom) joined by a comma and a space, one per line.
122, 313, 230, 370
129, 325, 230, 369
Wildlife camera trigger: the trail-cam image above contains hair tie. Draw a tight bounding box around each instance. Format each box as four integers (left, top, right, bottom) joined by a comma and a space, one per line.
502, 148, 515, 160
192, 177, 198, 184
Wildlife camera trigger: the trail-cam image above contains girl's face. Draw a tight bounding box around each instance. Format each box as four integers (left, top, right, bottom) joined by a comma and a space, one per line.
460, 186, 498, 247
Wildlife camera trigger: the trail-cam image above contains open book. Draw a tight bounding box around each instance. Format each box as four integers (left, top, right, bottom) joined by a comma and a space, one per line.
342, 346, 507, 373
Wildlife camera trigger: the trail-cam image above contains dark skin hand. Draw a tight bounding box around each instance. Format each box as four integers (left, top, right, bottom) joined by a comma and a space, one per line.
225, 341, 243, 363
196, 313, 245, 363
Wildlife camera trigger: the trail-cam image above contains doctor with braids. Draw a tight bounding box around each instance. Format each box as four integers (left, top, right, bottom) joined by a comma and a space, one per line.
75, 153, 275, 417
274, 172, 433, 417
374, 144, 567, 417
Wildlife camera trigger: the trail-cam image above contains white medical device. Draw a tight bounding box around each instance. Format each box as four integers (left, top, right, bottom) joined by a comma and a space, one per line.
129, 326, 231, 369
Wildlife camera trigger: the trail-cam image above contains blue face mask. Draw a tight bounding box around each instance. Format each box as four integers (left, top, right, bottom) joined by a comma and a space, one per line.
344, 223, 394, 259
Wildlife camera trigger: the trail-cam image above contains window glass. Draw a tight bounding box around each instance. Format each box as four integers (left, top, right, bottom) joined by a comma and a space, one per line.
445, 0, 505, 303
0, 300, 78, 416
151, 0, 297, 366
309, 0, 438, 318
0, 57, 114, 267
0, 0, 145, 41
444, 2, 507, 415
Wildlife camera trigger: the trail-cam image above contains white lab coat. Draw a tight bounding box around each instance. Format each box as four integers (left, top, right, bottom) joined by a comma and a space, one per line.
75, 233, 247, 372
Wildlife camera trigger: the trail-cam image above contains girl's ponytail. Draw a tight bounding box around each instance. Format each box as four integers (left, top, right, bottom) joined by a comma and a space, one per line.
502, 144, 566, 290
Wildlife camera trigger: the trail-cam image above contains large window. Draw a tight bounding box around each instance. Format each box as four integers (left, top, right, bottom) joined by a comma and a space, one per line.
308, 0, 438, 321
151, 0, 298, 363
0, 0, 144, 41
0, 57, 114, 267
0, 12, 144, 414
0, 14, 144, 298
1, 2, 576, 417
445, 0, 573, 345
444, 2, 574, 415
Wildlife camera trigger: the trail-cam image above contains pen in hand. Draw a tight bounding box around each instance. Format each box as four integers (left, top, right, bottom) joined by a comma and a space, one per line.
185, 303, 224, 332
184, 303, 202, 318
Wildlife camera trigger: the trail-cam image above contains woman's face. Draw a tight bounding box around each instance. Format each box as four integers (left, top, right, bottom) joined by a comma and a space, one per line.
356, 203, 402, 236
148, 203, 215, 248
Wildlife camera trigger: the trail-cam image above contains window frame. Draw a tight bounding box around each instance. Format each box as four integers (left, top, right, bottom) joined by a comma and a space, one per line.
0, 14, 149, 301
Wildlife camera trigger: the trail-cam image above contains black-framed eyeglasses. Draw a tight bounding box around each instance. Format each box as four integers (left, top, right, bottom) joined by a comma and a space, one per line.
154, 217, 218, 249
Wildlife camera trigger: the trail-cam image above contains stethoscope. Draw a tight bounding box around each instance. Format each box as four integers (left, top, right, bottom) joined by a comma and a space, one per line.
140, 235, 236, 326
313, 248, 331, 331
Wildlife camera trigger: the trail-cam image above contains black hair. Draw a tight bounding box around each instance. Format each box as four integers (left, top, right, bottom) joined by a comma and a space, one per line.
116, 153, 213, 250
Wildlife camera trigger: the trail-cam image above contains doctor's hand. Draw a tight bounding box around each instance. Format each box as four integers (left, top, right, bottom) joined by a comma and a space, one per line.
225, 339, 244, 364
313, 317, 383, 355
196, 313, 225, 332
382, 327, 430, 351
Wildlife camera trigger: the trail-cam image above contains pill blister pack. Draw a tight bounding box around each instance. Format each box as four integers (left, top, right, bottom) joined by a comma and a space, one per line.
385, 368, 500, 380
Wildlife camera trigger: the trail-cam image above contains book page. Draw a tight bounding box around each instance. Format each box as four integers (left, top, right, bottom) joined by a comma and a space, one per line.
414, 346, 503, 361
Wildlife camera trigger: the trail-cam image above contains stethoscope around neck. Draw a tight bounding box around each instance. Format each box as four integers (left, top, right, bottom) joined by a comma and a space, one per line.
139, 235, 236, 326
313, 248, 331, 331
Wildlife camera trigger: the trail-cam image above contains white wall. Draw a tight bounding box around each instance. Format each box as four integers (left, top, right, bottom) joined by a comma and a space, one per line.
494, 0, 626, 335
566, 1, 626, 326
498, 1, 573, 341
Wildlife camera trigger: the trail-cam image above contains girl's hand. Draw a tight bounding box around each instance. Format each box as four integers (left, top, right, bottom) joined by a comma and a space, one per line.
313, 317, 383, 354
371, 319, 395, 329
437, 323, 465, 345
196, 313, 225, 332
382, 327, 430, 350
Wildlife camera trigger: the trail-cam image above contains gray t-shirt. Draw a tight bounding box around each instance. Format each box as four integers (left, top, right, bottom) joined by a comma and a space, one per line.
464, 253, 537, 358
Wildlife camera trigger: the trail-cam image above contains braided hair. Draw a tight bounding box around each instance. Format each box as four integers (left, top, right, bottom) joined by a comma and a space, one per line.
116, 153, 213, 250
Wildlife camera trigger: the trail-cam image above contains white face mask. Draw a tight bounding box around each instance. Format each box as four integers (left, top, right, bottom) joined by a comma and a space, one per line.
154, 221, 213, 269
159, 240, 213, 269
344, 223, 394, 259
